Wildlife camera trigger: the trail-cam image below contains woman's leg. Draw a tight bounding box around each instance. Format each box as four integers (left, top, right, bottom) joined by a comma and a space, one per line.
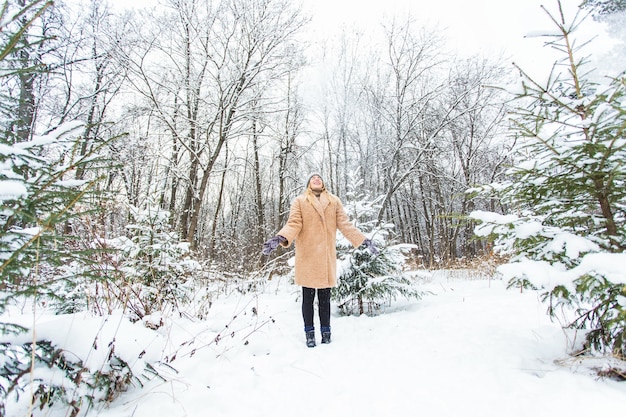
317, 288, 331, 335
302, 287, 316, 332
302, 287, 317, 347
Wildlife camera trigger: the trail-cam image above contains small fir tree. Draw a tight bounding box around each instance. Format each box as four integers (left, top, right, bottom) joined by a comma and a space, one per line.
0, 2, 135, 413
104, 201, 201, 321
0, 0, 113, 328
332, 171, 422, 316
470, 1, 626, 357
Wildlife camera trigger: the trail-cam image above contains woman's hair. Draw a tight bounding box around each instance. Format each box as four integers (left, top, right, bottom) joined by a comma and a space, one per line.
304, 186, 338, 206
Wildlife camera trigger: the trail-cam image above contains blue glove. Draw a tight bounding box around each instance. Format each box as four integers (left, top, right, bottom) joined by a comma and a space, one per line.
262, 235, 286, 255
363, 239, 379, 255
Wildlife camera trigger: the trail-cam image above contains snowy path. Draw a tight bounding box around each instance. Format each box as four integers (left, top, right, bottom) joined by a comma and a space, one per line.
104, 277, 626, 417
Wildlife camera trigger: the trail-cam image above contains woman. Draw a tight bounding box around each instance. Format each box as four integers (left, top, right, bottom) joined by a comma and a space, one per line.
262, 173, 377, 347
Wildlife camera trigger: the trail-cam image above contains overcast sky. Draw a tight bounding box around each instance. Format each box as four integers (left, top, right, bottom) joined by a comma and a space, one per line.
305, 0, 621, 77
110, 0, 587, 55
107, 0, 623, 80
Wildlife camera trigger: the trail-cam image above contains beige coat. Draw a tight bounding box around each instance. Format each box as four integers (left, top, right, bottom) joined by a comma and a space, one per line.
277, 192, 366, 288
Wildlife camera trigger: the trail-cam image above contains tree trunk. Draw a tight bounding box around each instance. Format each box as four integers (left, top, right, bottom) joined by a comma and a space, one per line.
252, 115, 265, 244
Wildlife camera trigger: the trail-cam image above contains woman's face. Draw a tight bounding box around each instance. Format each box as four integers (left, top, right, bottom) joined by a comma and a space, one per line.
309, 175, 324, 191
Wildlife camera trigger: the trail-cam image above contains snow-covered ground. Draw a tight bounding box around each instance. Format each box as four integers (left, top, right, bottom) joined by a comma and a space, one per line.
4, 272, 626, 416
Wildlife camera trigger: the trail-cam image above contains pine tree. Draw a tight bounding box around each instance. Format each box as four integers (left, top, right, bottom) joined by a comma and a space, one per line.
470, 1, 626, 357
0, 2, 126, 413
0, 0, 110, 329
332, 171, 423, 316
581, 0, 626, 16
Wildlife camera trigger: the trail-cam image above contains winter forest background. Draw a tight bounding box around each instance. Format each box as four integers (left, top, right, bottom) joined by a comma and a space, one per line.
1, 0, 626, 415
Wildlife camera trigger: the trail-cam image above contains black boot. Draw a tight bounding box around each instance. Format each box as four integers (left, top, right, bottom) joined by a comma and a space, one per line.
305, 330, 316, 348
321, 331, 331, 344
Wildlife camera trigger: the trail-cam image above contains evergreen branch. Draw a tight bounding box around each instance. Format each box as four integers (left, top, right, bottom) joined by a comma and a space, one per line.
0, 176, 99, 275
0, 0, 53, 62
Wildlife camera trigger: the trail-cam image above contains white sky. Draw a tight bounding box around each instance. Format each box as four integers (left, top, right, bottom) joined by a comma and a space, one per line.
107, 0, 623, 79
307, 0, 560, 52
304, 0, 622, 78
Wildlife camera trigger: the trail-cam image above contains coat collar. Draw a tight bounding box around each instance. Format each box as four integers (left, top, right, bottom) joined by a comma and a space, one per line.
310, 192, 330, 220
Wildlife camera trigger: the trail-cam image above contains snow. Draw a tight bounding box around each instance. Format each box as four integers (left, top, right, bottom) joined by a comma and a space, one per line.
471, 210, 518, 226
498, 260, 569, 291
571, 253, 626, 285
2, 313, 162, 375
55, 179, 88, 188
0, 180, 27, 201
545, 232, 600, 260
498, 252, 626, 291
470, 210, 518, 238
3, 273, 625, 416
515, 221, 544, 239
26, 121, 85, 147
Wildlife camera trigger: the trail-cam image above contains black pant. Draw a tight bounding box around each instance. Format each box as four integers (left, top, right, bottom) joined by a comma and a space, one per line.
302, 287, 331, 333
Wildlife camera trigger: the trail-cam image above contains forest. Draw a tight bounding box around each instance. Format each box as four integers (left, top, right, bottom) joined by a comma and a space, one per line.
1, 0, 625, 415
6, 0, 515, 269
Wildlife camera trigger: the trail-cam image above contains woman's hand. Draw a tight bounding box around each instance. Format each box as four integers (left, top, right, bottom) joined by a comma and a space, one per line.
363, 239, 379, 255
262, 235, 287, 255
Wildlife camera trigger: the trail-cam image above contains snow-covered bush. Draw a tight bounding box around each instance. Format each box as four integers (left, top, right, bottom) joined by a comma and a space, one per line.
334, 241, 423, 316
333, 171, 423, 315
102, 202, 202, 321
0, 313, 166, 417
470, 2, 626, 357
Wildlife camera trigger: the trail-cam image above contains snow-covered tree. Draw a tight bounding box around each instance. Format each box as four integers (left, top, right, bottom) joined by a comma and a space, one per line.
470, 1, 626, 357
333, 171, 422, 316
0, 2, 132, 413
581, 0, 626, 16
103, 201, 201, 321
0, 0, 113, 329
